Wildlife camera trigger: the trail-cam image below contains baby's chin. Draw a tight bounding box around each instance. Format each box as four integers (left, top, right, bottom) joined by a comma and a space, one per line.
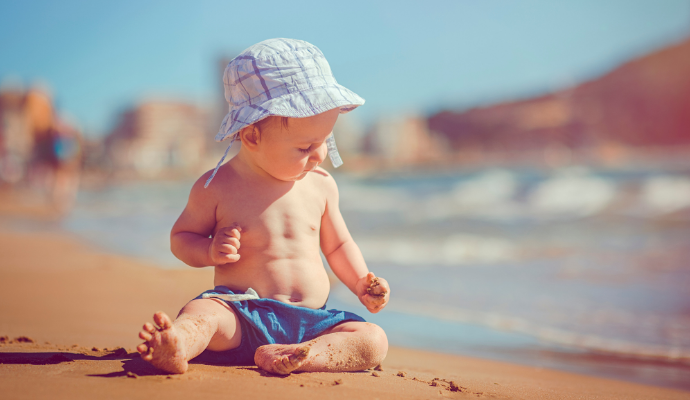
273, 171, 309, 182
272, 165, 317, 182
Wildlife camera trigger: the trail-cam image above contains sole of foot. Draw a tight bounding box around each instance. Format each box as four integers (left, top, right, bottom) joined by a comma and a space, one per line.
255, 344, 310, 375
137, 312, 188, 374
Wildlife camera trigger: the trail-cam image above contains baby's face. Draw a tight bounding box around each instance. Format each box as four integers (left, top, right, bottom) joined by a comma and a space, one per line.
256, 108, 339, 181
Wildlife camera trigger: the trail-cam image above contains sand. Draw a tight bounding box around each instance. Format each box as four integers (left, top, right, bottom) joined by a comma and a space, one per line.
1, 228, 689, 399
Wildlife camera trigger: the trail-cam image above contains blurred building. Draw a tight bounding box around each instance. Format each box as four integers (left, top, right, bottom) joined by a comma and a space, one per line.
105, 100, 209, 178
362, 114, 449, 167
428, 37, 690, 167
0, 89, 34, 184
1, 87, 81, 183
0, 85, 83, 214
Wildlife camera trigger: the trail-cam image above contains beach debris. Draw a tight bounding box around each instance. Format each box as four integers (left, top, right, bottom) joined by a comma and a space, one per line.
166, 376, 172, 380
374, 364, 384, 371
0, 336, 8, 343
333, 379, 343, 385
14, 336, 35, 343
92, 347, 100, 352
397, 371, 407, 377
372, 372, 380, 377
126, 371, 138, 379
449, 381, 462, 392
430, 381, 438, 387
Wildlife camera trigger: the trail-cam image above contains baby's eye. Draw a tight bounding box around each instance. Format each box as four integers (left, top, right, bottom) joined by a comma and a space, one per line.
298, 146, 311, 154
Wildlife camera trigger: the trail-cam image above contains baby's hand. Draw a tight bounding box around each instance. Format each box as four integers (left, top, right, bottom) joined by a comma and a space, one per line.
208, 225, 242, 265
355, 272, 390, 314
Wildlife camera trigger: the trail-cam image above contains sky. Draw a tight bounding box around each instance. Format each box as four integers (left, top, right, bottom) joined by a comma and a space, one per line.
1, 0, 688, 137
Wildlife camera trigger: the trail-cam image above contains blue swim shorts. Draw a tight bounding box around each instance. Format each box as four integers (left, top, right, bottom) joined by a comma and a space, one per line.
192, 286, 365, 365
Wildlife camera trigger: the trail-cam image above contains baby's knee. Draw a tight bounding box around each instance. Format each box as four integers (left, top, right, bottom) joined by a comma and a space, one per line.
360, 322, 388, 367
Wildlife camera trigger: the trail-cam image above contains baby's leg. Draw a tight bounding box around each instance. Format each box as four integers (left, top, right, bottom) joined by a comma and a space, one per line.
254, 321, 387, 375
137, 298, 242, 374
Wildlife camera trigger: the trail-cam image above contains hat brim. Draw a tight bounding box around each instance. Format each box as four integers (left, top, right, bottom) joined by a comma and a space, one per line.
215, 83, 364, 142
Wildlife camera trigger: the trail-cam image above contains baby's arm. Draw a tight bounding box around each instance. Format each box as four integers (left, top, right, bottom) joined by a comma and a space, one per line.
319, 172, 389, 313
171, 174, 241, 267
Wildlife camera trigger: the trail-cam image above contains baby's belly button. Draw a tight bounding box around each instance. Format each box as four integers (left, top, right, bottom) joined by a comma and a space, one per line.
275, 294, 302, 303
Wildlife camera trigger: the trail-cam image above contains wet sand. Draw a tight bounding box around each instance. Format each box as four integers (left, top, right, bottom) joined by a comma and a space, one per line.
1, 229, 688, 399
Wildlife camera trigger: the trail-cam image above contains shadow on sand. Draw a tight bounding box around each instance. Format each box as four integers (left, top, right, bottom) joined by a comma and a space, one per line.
0, 349, 280, 378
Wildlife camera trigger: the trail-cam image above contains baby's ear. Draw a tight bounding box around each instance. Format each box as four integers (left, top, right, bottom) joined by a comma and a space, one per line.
240, 125, 260, 150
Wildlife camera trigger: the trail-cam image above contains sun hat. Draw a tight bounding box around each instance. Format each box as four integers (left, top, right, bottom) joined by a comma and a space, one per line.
205, 38, 365, 187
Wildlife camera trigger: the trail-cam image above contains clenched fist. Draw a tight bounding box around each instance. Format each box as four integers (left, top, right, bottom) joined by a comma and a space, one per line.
355, 272, 390, 313
208, 225, 242, 265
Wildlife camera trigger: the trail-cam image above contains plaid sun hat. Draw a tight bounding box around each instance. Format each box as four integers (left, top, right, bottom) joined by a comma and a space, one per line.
205, 38, 365, 187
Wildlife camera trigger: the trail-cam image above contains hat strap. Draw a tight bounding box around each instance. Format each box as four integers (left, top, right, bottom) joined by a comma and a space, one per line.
204, 134, 238, 188
327, 133, 343, 168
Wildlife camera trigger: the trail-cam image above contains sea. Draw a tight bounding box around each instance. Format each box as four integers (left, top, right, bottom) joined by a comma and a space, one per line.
19, 165, 690, 390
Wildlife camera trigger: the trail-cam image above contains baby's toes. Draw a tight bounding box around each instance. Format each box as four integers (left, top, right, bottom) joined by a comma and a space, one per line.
137, 343, 154, 361
139, 330, 153, 341
143, 322, 157, 334
274, 356, 292, 375
153, 312, 172, 330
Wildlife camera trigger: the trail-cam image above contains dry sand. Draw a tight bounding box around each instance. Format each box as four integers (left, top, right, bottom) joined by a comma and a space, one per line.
1, 228, 688, 400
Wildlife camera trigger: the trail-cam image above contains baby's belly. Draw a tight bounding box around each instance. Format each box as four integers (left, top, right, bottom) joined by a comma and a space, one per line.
212, 251, 331, 309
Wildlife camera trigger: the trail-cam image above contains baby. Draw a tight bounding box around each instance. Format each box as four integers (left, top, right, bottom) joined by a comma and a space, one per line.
136, 38, 390, 375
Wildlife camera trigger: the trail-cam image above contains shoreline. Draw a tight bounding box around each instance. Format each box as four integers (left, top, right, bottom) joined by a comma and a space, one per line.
1, 228, 689, 399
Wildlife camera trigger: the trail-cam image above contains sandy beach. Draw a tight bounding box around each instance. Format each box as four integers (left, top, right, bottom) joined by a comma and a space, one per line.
0, 224, 688, 400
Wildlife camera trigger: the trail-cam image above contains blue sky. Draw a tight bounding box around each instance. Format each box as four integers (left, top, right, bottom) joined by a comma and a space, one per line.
1, 0, 688, 137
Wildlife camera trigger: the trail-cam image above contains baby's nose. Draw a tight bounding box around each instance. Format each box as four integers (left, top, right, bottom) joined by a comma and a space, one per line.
310, 143, 327, 164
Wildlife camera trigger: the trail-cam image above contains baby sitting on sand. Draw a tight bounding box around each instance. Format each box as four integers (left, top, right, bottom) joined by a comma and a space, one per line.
136, 38, 390, 375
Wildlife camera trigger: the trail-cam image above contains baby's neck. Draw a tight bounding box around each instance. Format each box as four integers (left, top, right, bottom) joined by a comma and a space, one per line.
231, 150, 283, 184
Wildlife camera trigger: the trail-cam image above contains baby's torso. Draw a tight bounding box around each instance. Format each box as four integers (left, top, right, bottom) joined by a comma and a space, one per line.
211, 169, 331, 309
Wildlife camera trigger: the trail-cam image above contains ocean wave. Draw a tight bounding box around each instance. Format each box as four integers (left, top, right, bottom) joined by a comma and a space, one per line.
339, 169, 690, 222
357, 234, 518, 266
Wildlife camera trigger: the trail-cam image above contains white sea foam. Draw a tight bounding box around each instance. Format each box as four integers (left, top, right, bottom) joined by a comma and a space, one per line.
451, 169, 518, 207
640, 176, 690, 215
339, 185, 412, 213
357, 234, 518, 266
527, 169, 617, 218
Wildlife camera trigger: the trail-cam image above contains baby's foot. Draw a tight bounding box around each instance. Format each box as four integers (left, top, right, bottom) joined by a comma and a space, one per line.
137, 312, 188, 374
254, 344, 310, 375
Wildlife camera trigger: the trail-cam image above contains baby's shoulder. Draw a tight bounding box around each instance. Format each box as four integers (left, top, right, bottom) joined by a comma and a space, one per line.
188, 165, 237, 204
306, 166, 339, 197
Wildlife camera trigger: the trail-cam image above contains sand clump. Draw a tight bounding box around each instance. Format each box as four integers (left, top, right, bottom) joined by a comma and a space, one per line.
105, 347, 129, 358
1, 336, 36, 344
366, 277, 387, 297
295, 346, 310, 360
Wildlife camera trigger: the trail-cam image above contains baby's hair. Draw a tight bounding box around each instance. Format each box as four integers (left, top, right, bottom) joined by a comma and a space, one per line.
255, 116, 289, 133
